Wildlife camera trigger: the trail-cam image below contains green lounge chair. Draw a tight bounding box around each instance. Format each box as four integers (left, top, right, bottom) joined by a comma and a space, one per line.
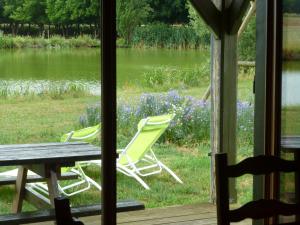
88, 114, 183, 190
31, 114, 182, 194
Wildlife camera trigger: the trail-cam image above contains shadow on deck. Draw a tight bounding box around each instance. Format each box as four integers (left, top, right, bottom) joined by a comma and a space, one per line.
31, 203, 251, 225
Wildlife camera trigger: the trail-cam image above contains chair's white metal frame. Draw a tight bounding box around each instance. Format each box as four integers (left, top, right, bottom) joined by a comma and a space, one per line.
28, 164, 101, 197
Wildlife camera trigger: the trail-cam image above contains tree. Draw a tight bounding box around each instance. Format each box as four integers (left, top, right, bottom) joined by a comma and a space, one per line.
146, 0, 189, 24
66, 0, 100, 32
11, 0, 47, 29
3, 0, 24, 34
117, 0, 151, 45
46, 0, 71, 25
187, 2, 210, 45
0, 0, 4, 21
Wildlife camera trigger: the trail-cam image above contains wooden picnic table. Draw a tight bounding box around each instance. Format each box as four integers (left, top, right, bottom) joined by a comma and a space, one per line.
0, 142, 101, 213
0, 142, 144, 224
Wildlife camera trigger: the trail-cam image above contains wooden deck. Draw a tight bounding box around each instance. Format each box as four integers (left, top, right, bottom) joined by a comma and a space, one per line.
31, 203, 251, 225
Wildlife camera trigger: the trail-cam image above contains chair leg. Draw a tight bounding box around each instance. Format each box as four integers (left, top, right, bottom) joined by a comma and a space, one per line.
158, 162, 183, 184
85, 176, 102, 191
117, 165, 150, 190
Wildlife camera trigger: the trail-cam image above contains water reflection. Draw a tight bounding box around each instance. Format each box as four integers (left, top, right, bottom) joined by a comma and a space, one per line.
282, 61, 300, 106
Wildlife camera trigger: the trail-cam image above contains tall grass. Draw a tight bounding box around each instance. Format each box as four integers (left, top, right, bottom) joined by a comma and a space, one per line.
132, 24, 204, 49
0, 80, 99, 99
0, 35, 100, 49
141, 65, 210, 90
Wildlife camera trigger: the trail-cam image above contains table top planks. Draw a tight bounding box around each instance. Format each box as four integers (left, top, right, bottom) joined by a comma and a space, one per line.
0, 142, 101, 166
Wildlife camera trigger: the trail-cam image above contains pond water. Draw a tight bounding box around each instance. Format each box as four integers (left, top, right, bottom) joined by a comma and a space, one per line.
1, 48, 300, 106
0, 48, 209, 85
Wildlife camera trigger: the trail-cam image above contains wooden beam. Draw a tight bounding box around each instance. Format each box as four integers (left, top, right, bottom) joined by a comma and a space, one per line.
12, 167, 28, 213
189, 0, 222, 38
253, 1, 267, 224
228, 0, 251, 34
238, 0, 256, 38
101, 0, 117, 223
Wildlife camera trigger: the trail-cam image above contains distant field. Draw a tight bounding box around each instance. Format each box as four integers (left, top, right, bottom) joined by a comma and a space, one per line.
283, 15, 300, 60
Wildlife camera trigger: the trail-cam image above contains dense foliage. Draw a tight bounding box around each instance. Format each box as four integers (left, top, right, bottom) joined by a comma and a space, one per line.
117, 0, 151, 45
238, 16, 256, 61
0, 0, 190, 37
79, 91, 254, 146
283, 0, 300, 14
187, 2, 210, 45
146, 0, 189, 24
0, 0, 256, 54
0, 0, 100, 36
132, 23, 203, 49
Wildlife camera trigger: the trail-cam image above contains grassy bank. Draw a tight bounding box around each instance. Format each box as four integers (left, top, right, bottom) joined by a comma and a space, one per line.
0, 35, 99, 49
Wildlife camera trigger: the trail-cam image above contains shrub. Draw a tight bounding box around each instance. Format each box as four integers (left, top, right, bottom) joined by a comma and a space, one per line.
69, 35, 100, 48
0, 36, 14, 48
79, 91, 254, 146
0, 35, 100, 49
142, 65, 210, 90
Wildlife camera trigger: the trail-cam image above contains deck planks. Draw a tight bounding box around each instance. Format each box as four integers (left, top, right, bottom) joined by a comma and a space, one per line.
30, 203, 251, 225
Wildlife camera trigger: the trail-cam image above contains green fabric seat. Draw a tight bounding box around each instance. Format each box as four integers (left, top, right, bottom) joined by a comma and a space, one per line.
57, 114, 182, 191
60, 124, 100, 143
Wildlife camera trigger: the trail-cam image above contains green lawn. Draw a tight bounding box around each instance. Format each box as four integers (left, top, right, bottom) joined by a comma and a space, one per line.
0, 75, 255, 214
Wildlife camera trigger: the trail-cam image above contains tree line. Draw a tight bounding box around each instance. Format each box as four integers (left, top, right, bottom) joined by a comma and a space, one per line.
0, 0, 190, 37
283, 0, 300, 13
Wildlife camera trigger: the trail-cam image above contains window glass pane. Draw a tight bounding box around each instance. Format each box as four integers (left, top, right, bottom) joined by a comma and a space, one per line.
280, 1, 300, 223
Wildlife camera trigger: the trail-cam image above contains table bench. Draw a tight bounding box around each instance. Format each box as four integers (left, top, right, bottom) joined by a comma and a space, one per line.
0, 171, 78, 186
0, 142, 144, 224
0, 200, 144, 225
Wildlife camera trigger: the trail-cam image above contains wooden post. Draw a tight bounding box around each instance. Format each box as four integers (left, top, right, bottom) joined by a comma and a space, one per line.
46, 169, 60, 206
210, 0, 238, 203
238, 0, 256, 37
12, 167, 28, 213
190, 0, 250, 204
253, 1, 267, 224
201, 0, 255, 102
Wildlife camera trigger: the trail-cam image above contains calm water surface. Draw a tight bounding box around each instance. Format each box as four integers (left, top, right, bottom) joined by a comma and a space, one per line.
1, 48, 299, 106
0, 48, 209, 86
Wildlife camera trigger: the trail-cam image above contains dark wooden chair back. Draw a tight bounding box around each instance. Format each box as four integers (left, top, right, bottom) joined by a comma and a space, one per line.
54, 197, 84, 225
215, 153, 300, 225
